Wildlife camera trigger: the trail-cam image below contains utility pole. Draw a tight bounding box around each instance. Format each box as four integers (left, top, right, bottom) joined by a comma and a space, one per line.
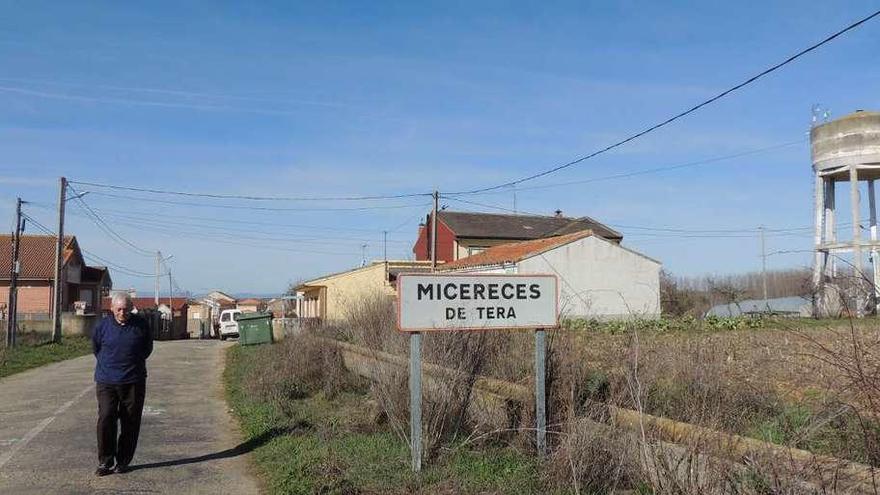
760, 226, 768, 310
383, 230, 388, 262
410, 189, 440, 473
7, 198, 23, 348
168, 271, 172, 311
51, 177, 67, 343
155, 251, 161, 306
431, 190, 439, 271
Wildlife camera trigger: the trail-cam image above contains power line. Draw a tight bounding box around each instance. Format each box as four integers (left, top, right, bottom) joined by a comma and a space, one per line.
456, 139, 805, 196
388, 210, 430, 234
444, 196, 835, 237
64, 209, 413, 246
443, 196, 548, 217
20, 212, 161, 277
28, 202, 412, 235
444, 9, 880, 195
67, 184, 154, 257
69, 179, 431, 202
63, 208, 407, 242
83, 191, 431, 212
124, 226, 365, 256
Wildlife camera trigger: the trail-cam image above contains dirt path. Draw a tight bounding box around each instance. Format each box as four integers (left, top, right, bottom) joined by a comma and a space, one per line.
0, 340, 261, 495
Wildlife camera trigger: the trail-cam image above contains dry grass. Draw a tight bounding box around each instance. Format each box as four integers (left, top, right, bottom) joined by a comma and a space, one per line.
244, 329, 362, 416
301, 292, 880, 493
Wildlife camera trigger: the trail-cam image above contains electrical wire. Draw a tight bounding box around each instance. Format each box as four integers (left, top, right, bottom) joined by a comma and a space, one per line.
84, 191, 432, 212
443, 196, 838, 237
69, 179, 432, 202
20, 212, 163, 278
27, 202, 412, 235
63, 209, 413, 245
67, 184, 155, 256
444, 9, 880, 195
454, 139, 806, 196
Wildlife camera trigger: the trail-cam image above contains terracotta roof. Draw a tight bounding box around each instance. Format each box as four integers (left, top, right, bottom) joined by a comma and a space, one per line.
0, 234, 76, 280
437, 211, 621, 241
101, 296, 189, 312
237, 298, 263, 305
439, 230, 594, 271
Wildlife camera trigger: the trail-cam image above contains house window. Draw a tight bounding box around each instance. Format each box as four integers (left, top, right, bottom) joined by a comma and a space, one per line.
467, 246, 488, 256
79, 288, 94, 306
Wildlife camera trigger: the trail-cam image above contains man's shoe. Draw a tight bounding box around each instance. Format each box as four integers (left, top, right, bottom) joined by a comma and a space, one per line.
114, 464, 130, 474
95, 464, 114, 477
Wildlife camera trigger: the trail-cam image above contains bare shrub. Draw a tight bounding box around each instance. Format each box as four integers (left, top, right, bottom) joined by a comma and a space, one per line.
341, 290, 512, 460
420, 330, 493, 457
546, 418, 640, 493
795, 320, 880, 467
342, 291, 406, 353
341, 291, 411, 442
606, 329, 779, 435
244, 332, 356, 413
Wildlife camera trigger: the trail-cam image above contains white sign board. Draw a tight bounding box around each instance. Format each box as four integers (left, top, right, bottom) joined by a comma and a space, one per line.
397, 274, 559, 332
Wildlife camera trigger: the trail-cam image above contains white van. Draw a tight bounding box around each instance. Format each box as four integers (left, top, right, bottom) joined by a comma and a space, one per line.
218, 309, 242, 340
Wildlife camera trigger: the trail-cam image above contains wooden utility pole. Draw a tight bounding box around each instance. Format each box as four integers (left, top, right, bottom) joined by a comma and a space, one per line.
760, 226, 768, 310
6, 198, 23, 348
155, 251, 161, 306
383, 230, 388, 262
51, 177, 67, 343
430, 191, 438, 271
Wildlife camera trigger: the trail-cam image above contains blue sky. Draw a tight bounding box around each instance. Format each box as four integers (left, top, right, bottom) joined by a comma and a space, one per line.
1, 1, 879, 295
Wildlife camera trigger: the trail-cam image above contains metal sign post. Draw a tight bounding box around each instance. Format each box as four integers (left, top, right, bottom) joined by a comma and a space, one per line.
534, 328, 546, 455
397, 273, 559, 470
409, 332, 422, 472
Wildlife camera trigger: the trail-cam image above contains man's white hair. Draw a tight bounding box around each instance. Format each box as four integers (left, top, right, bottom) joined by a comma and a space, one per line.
111, 292, 132, 307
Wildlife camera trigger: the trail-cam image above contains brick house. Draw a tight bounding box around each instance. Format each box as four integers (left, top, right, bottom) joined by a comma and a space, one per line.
0, 234, 112, 317
412, 211, 622, 263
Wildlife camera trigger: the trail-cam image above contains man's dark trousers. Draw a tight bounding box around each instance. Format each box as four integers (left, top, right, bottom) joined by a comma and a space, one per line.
96, 380, 146, 467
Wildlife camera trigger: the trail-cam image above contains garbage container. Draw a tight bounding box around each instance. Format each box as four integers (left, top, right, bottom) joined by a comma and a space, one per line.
237, 312, 274, 346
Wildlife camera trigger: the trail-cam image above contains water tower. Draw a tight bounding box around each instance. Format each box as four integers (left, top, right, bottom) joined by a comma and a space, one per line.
811, 110, 880, 317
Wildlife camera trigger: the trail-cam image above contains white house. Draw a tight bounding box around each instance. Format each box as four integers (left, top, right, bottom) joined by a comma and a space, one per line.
438, 230, 661, 319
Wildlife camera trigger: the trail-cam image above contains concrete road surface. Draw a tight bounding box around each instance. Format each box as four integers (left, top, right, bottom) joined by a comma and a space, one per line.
0, 340, 261, 494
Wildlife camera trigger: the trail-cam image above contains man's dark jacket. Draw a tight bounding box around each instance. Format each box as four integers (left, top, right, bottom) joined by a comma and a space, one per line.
92, 314, 153, 384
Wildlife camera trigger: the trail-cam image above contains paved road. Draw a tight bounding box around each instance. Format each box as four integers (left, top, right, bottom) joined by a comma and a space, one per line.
0, 340, 261, 494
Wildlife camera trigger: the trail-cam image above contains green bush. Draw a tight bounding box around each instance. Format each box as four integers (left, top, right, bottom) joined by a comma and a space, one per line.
563, 314, 769, 335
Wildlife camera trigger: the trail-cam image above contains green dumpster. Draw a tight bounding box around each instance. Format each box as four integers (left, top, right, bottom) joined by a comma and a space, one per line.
237, 312, 274, 345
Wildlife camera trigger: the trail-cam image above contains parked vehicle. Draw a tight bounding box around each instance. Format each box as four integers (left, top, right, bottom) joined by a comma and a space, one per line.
218, 309, 242, 340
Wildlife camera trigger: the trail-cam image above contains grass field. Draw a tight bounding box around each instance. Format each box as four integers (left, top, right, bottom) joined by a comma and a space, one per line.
224, 343, 550, 495
225, 308, 880, 493
567, 317, 880, 464
0, 332, 92, 379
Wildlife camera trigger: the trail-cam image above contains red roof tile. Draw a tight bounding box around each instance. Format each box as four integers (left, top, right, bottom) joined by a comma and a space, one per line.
0, 234, 76, 280
439, 230, 593, 271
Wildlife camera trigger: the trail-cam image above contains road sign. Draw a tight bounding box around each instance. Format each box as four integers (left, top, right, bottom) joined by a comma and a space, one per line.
396, 273, 559, 332
399, 273, 559, 472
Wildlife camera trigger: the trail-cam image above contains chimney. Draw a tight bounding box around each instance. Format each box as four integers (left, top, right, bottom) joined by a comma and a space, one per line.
554, 209, 563, 218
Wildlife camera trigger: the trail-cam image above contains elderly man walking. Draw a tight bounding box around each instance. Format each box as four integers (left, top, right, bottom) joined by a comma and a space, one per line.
92, 292, 153, 476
